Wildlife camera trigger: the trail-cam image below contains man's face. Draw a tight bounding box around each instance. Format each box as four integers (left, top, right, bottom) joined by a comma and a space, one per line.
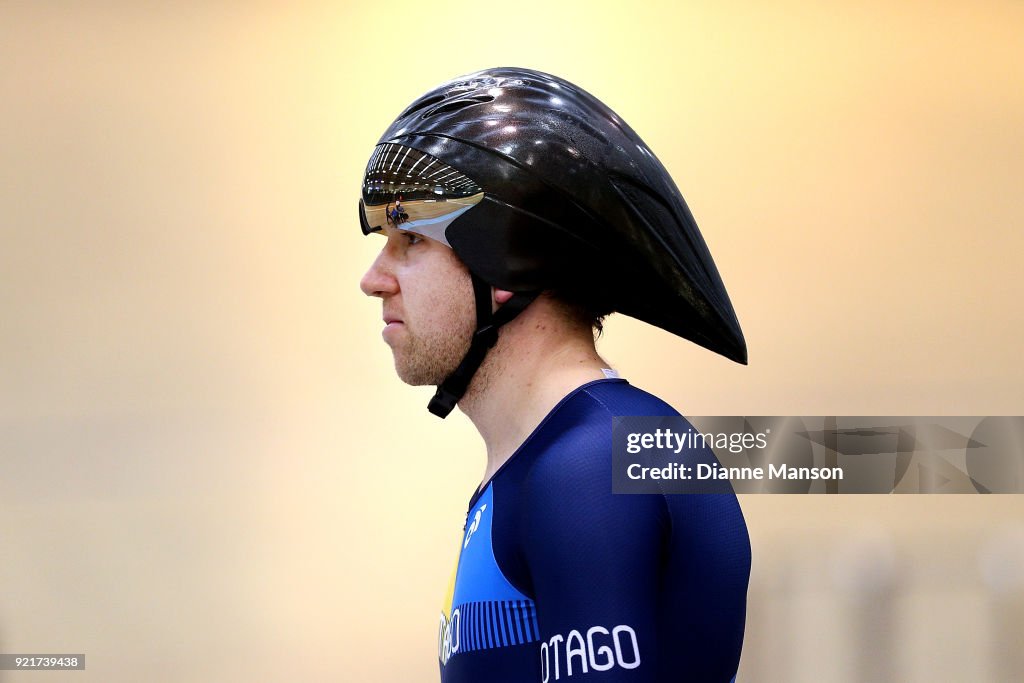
359, 228, 476, 385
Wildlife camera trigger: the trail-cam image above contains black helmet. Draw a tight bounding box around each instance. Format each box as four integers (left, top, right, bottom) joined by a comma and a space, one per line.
360, 67, 746, 417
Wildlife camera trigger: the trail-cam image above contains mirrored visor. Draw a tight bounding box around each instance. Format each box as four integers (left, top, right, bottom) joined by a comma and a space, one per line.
359, 142, 484, 246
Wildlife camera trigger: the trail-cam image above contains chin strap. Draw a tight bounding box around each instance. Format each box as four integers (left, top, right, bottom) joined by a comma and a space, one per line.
428, 274, 538, 418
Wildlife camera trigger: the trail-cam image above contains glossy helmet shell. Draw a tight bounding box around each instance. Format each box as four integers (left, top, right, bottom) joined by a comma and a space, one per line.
365, 67, 746, 363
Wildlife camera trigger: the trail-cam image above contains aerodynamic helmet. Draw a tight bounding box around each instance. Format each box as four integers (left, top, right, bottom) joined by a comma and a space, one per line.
359, 67, 746, 417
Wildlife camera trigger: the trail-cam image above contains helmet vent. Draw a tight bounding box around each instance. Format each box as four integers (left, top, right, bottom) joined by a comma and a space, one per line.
447, 77, 498, 93
422, 95, 495, 119
399, 94, 446, 119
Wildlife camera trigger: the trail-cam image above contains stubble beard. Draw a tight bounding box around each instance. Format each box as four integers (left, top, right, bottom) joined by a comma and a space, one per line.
386, 250, 478, 388
392, 315, 475, 387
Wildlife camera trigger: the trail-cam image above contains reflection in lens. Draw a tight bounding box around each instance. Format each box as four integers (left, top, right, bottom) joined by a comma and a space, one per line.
360, 143, 484, 246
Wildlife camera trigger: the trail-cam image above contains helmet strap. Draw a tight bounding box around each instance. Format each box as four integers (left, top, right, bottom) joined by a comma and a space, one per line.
428, 274, 537, 418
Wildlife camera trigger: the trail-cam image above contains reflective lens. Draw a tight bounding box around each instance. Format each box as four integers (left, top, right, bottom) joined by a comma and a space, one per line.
359, 143, 484, 246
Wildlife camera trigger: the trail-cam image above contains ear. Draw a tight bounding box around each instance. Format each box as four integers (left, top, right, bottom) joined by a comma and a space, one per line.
493, 288, 514, 307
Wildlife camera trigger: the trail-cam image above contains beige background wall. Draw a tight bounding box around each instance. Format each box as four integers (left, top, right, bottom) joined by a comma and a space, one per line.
2, 1, 1022, 681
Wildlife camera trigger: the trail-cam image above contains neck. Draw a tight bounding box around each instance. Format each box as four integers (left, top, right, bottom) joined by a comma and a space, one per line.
456, 300, 610, 489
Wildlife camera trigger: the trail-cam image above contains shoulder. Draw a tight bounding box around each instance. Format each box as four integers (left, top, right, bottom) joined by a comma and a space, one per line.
521, 379, 680, 482
516, 379, 671, 539
521, 378, 679, 470
575, 378, 680, 418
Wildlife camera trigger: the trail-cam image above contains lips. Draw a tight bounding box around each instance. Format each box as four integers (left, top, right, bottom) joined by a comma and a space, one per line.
382, 313, 405, 341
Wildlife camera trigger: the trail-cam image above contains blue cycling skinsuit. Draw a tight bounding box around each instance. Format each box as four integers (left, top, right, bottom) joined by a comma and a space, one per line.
437, 378, 751, 682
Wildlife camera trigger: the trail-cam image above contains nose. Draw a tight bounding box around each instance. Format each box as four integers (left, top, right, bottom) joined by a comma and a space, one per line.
360, 245, 398, 298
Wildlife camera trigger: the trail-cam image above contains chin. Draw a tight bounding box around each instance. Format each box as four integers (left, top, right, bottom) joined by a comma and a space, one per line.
394, 355, 456, 387
394, 361, 439, 387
